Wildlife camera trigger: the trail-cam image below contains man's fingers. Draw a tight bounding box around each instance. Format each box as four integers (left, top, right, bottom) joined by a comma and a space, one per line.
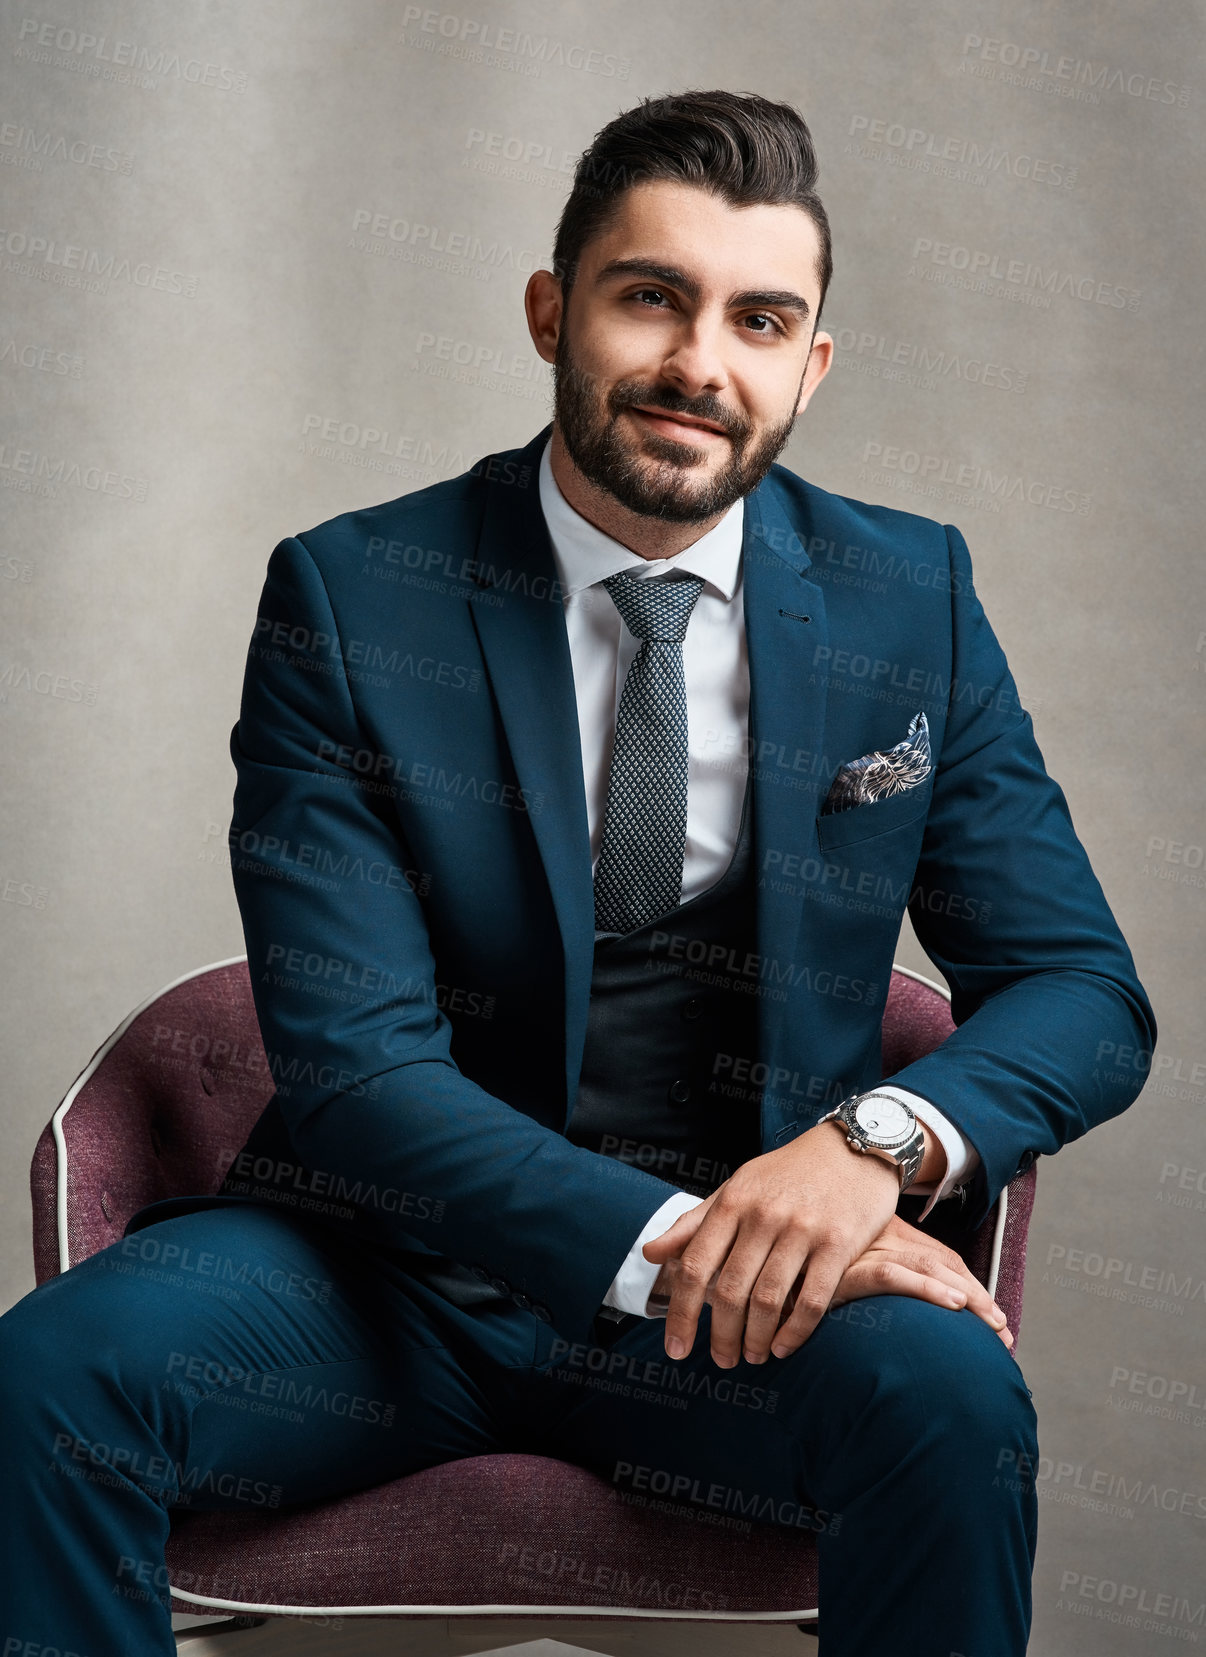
859, 1222, 1011, 1339
740, 1239, 809, 1364
916, 1256, 1009, 1337
767, 1248, 847, 1356
879, 1246, 1010, 1339
641, 1202, 712, 1262
661, 1207, 739, 1360
706, 1231, 793, 1368
835, 1258, 965, 1311
833, 1257, 1014, 1346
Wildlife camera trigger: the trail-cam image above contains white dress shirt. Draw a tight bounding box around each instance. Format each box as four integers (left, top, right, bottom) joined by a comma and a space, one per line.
536, 437, 979, 1318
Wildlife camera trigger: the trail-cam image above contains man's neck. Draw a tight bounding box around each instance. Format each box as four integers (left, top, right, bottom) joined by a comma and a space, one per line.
547, 426, 730, 562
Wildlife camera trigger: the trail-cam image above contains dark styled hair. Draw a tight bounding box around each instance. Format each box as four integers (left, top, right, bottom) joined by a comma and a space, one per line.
551, 89, 833, 328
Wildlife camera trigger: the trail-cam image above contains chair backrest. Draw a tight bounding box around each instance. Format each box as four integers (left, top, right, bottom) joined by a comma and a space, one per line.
31, 959, 1032, 1327
31, 957, 274, 1282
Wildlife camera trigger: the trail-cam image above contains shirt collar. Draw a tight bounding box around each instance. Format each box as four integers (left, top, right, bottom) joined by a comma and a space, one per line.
538, 430, 744, 602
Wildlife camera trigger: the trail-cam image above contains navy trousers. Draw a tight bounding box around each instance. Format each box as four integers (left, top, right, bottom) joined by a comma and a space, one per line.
0, 1202, 1038, 1655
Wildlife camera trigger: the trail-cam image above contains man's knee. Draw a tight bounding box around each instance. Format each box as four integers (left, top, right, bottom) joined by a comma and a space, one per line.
875, 1298, 1038, 1478
810, 1295, 1037, 1461
0, 1267, 201, 1508
0, 1293, 93, 1469
0, 1252, 174, 1418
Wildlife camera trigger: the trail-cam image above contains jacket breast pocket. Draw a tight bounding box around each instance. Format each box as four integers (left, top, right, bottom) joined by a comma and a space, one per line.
816, 778, 933, 852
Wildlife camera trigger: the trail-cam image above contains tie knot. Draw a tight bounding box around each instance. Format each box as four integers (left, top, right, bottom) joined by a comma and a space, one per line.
601, 570, 705, 644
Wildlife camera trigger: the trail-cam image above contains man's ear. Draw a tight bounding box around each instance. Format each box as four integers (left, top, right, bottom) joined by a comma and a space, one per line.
525, 269, 563, 366
795, 330, 834, 419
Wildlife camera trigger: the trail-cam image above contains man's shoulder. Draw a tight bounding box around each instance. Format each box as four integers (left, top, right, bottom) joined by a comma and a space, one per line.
290, 451, 502, 561
762, 458, 955, 565
260, 431, 545, 627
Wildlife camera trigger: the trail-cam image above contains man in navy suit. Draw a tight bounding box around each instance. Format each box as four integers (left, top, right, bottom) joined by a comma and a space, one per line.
0, 90, 1155, 1655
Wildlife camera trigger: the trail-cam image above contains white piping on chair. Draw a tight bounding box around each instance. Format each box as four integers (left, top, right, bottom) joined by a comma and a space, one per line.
50, 954, 249, 1273
986, 1182, 1009, 1304
167, 1585, 817, 1623
887, 961, 950, 1002
889, 961, 1008, 1302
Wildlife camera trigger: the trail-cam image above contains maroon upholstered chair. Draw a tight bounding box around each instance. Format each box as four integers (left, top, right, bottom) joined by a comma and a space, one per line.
30, 958, 1037, 1647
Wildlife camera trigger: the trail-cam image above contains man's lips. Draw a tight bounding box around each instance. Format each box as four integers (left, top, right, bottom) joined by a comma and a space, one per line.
628, 405, 730, 441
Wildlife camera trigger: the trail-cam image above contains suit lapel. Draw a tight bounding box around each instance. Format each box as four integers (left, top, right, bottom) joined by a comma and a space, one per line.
466, 425, 596, 1118
741, 477, 831, 1139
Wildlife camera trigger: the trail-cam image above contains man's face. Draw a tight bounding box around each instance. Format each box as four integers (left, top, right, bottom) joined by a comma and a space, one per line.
546, 179, 831, 523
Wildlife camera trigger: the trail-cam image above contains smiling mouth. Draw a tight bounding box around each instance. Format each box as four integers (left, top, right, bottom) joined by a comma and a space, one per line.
628, 406, 730, 441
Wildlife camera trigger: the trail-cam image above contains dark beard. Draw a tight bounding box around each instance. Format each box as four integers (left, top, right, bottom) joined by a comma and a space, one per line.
552, 326, 804, 523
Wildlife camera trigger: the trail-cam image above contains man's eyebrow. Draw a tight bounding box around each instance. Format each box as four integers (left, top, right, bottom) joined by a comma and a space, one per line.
594, 258, 812, 321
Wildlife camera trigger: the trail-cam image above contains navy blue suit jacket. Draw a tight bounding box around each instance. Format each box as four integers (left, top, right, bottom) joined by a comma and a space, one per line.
128, 422, 1156, 1346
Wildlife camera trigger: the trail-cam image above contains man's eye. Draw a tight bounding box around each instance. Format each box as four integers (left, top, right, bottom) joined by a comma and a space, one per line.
631, 288, 669, 307
744, 313, 782, 336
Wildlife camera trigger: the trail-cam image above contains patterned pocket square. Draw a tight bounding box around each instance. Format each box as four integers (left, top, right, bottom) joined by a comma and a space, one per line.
822, 711, 932, 815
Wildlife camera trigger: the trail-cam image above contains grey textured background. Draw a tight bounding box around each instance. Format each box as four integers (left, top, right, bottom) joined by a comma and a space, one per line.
2, 1, 1203, 1650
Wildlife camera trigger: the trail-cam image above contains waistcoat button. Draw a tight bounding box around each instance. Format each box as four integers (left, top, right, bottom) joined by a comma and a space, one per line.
668, 1079, 692, 1104
682, 997, 703, 1020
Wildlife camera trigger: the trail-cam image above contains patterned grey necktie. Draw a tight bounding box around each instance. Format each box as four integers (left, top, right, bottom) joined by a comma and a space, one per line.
593, 568, 706, 935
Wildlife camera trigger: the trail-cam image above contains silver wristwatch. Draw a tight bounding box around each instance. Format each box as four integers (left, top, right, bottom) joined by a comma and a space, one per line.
816, 1091, 926, 1193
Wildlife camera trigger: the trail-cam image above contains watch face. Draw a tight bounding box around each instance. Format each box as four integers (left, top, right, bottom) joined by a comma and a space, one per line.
854, 1096, 912, 1143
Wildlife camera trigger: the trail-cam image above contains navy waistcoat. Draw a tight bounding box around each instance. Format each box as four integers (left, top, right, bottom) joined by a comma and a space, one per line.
566, 764, 763, 1200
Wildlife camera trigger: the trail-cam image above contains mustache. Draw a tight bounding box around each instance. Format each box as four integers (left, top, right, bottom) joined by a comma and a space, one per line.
611, 389, 750, 441
553, 350, 749, 439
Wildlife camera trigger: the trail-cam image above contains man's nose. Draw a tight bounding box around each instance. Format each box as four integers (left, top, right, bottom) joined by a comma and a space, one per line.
659, 317, 731, 398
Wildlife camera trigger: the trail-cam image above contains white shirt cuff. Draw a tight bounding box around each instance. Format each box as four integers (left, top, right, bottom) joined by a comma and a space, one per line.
878, 1087, 980, 1221
602, 1190, 707, 1318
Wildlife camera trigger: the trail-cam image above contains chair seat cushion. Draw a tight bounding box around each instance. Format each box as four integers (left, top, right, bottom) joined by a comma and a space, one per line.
166, 1451, 818, 1619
